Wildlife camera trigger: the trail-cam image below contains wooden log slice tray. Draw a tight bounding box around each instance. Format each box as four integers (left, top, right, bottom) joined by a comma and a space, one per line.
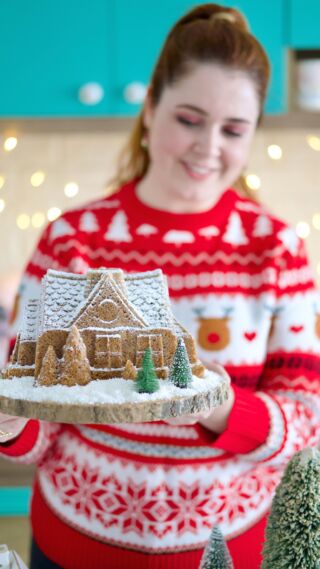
0, 367, 230, 424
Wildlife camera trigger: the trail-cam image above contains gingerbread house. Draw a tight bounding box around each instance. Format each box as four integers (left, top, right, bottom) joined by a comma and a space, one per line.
5, 268, 205, 385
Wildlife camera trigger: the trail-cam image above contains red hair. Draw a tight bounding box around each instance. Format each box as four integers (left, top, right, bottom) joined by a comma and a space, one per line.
110, 3, 270, 198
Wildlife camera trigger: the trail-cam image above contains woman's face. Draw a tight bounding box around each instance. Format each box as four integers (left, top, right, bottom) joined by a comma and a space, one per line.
143, 63, 260, 212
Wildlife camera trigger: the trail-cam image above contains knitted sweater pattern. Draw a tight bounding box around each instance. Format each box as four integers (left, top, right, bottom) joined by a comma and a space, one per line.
3, 181, 320, 559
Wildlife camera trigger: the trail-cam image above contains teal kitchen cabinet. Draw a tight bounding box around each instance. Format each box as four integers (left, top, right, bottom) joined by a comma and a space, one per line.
0, 0, 286, 117
112, 0, 286, 116
221, 1, 286, 113
111, 1, 196, 115
0, 0, 113, 117
288, 0, 320, 48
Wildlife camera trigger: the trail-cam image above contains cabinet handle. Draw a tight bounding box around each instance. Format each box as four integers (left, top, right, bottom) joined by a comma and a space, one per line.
123, 82, 147, 104
78, 82, 104, 106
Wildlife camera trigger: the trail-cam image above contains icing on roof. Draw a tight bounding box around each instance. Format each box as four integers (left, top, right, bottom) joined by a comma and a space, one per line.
125, 270, 175, 329
40, 270, 87, 332
20, 299, 40, 341
35, 268, 177, 334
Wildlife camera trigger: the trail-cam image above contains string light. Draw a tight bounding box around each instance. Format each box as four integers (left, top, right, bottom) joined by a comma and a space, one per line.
0, 199, 5, 213
47, 207, 61, 221
64, 182, 79, 198
4, 137, 18, 152
30, 171, 46, 187
31, 212, 46, 228
245, 174, 261, 190
307, 135, 320, 151
296, 221, 310, 239
0, 176, 5, 189
17, 214, 30, 230
267, 144, 282, 160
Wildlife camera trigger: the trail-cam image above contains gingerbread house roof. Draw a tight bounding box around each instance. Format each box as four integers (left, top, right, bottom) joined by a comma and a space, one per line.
20, 268, 177, 341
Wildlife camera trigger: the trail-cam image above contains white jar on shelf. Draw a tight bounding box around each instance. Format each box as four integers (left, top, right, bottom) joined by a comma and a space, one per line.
296, 59, 320, 111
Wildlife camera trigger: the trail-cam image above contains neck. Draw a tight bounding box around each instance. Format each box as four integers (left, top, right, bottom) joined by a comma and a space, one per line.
136, 172, 225, 214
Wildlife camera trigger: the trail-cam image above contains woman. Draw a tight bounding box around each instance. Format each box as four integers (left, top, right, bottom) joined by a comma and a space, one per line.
1, 4, 319, 568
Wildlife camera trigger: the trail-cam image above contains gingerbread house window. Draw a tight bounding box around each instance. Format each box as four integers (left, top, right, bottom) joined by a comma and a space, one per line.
95, 333, 122, 368
136, 334, 164, 368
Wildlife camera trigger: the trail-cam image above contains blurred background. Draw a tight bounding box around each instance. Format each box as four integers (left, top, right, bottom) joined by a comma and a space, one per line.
0, 0, 320, 561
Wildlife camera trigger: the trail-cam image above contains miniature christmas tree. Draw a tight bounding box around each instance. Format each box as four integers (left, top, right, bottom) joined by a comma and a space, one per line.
60, 325, 91, 386
262, 447, 320, 569
199, 525, 234, 569
136, 348, 159, 394
38, 345, 59, 386
123, 359, 137, 380
169, 338, 193, 388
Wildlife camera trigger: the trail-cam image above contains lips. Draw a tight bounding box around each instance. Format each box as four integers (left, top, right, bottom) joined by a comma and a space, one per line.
181, 161, 217, 181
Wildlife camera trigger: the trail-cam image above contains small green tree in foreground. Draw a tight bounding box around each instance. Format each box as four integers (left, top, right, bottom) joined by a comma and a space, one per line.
262, 447, 320, 569
199, 525, 234, 569
169, 338, 193, 388
136, 347, 159, 394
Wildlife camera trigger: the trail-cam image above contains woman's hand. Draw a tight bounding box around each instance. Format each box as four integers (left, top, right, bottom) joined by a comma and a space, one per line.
165, 386, 234, 432
166, 363, 235, 434
0, 412, 28, 443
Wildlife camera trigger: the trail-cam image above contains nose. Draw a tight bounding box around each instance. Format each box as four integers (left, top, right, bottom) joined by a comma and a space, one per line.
194, 126, 222, 157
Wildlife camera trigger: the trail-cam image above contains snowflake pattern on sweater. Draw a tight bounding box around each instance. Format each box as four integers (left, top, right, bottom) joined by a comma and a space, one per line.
3, 180, 320, 565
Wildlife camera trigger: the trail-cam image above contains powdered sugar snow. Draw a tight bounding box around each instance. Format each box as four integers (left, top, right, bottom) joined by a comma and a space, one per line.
0, 370, 224, 406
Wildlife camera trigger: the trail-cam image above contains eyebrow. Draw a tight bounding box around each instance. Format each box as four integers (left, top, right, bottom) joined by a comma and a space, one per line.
175, 104, 252, 123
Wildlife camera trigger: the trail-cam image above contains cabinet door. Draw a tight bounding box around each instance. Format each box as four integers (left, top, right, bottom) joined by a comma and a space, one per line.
289, 0, 320, 48
111, 0, 196, 115
0, 0, 112, 117
113, 0, 285, 115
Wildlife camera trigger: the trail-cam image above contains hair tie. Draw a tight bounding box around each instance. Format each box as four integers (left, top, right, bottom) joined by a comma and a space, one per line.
210, 12, 237, 24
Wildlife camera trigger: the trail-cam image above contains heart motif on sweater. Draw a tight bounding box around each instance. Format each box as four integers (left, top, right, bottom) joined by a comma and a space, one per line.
244, 331, 257, 342
290, 325, 304, 333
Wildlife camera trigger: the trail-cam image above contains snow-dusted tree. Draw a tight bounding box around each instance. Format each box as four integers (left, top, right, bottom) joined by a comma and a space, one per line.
169, 338, 193, 388
38, 345, 59, 386
262, 447, 320, 569
199, 525, 234, 569
123, 359, 137, 380
136, 348, 159, 394
60, 325, 91, 386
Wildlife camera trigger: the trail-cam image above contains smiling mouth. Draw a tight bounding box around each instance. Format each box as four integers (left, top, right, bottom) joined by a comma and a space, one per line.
181, 161, 218, 181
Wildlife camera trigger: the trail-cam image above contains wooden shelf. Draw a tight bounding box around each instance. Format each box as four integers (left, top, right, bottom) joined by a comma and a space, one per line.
262, 111, 320, 129
0, 113, 319, 134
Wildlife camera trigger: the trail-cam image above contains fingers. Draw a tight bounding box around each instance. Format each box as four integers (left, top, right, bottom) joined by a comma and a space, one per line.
0, 414, 28, 443
165, 409, 212, 426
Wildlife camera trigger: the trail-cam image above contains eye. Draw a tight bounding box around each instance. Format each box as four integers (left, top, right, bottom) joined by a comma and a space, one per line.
223, 128, 243, 138
176, 115, 201, 127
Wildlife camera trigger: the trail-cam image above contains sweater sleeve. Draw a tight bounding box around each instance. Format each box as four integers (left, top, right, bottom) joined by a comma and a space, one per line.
0, 420, 61, 464
211, 238, 320, 465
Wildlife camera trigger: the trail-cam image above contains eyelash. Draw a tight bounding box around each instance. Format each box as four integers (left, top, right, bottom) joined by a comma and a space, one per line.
224, 130, 242, 138
176, 117, 243, 137
176, 116, 199, 127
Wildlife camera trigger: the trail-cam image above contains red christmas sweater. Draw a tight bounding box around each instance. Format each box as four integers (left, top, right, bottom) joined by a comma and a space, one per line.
2, 180, 320, 569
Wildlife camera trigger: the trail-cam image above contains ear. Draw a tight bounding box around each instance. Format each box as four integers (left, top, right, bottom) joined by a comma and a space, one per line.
142, 88, 154, 130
